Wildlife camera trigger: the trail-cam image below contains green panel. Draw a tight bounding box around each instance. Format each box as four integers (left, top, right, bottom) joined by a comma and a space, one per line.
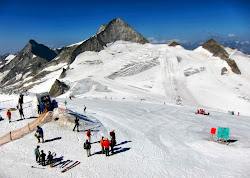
217, 127, 229, 138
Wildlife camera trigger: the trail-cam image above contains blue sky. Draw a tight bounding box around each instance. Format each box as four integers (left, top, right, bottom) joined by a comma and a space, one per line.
0, 0, 249, 54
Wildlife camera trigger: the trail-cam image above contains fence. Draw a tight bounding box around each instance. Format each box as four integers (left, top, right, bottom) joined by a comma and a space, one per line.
0, 109, 51, 146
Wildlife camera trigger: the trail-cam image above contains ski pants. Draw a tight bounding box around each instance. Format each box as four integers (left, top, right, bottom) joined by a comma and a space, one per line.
105, 148, 109, 156
86, 149, 91, 157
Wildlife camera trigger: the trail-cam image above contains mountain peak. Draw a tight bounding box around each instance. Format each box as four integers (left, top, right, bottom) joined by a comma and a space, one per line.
201, 38, 229, 58
201, 38, 241, 74
98, 17, 149, 44
21, 40, 57, 62
29, 39, 38, 45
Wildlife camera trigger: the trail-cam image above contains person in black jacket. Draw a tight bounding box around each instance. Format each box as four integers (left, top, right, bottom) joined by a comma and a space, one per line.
84, 139, 91, 157
47, 151, 53, 165
73, 116, 79, 132
40, 150, 46, 166
110, 130, 116, 154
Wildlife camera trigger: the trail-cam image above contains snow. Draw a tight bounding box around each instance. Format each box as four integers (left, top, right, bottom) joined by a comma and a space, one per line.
1, 40, 250, 177
5, 54, 15, 64
55, 41, 250, 115
42, 63, 67, 72
0, 95, 250, 177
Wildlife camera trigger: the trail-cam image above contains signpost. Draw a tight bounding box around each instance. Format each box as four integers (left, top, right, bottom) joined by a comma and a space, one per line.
211, 128, 216, 141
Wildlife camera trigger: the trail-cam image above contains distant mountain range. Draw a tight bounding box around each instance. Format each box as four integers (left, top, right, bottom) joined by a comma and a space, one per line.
179, 39, 250, 55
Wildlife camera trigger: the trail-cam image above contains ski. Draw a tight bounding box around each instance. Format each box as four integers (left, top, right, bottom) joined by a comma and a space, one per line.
61, 160, 73, 168
52, 158, 67, 168
61, 161, 80, 173
31, 166, 45, 169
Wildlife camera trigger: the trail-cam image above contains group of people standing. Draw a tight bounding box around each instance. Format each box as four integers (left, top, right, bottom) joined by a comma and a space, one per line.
34, 145, 54, 166
84, 129, 116, 157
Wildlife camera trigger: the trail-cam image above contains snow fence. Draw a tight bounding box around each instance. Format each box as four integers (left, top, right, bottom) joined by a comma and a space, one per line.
0, 109, 52, 146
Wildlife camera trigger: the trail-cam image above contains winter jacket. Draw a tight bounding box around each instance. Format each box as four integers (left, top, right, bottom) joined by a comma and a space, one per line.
103, 140, 110, 149
38, 128, 43, 135
41, 153, 46, 161
34, 148, 40, 156
100, 139, 104, 147
7, 111, 11, 118
87, 131, 91, 137
75, 118, 79, 125
110, 131, 116, 141
84, 141, 91, 149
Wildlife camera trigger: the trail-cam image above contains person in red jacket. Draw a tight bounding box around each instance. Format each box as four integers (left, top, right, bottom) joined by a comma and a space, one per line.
100, 136, 104, 154
7, 110, 11, 123
87, 129, 91, 143
103, 138, 110, 156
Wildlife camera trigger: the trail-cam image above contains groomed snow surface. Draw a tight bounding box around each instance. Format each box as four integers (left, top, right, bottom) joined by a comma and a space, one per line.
0, 95, 250, 178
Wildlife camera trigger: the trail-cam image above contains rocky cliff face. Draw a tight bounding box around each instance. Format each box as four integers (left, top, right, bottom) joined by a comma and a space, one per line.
201, 39, 241, 74
0, 40, 57, 88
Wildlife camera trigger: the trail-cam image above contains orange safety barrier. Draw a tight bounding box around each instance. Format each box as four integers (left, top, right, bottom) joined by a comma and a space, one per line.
0, 109, 49, 146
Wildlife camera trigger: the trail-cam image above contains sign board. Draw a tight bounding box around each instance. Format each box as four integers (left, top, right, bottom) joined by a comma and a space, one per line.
217, 127, 229, 138
211, 128, 216, 135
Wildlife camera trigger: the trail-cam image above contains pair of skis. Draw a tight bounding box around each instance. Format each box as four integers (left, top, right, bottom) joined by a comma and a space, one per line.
61, 161, 80, 173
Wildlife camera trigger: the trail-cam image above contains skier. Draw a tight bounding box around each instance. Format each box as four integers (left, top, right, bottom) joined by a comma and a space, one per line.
84, 139, 91, 157
47, 151, 53, 165
18, 94, 24, 106
100, 136, 104, 154
19, 105, 25, 120
34, 145, 40, 162
110, 130, 116, 154
40, 150, 46, 166
83, 105, 86, 113
6, 110, 11, 123
37, 104, 41, 115
87, 129, 91, 143
73, 116, 79, 132
35, 126, 44, 143
103, 138, 110, 157
40, 104, 45, 113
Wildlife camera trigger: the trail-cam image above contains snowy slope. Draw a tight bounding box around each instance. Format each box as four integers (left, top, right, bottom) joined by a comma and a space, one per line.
0, 95, 250, 177
18, 40, 250, 116
61, 41, 250, 116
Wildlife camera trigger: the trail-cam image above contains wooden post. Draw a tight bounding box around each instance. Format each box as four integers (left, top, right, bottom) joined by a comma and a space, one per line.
9, 131, 12, 141
28, 123, 30, 131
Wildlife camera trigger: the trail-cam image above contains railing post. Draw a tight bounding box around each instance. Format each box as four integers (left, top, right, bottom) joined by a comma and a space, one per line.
9, 132, 12, 141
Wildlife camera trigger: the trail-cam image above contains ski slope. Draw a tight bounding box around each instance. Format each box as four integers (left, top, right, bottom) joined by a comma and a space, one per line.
0, 95, 250, 177
25, 41, 250, 116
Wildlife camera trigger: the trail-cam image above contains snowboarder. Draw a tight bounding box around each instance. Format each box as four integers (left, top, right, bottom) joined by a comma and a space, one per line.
83, 105, 86, 113
84, 139, 91, 157
19, 105, 25, 119
100, 136, 104, 154
34, 145, 40, 162
103, 138, 110, 157
110, 130, 116, 154
73, 116, 79, 132
35, 126, 44, 143
6, 110, 11, 123
87, 129, 91, 143
40, 150, 46, 166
